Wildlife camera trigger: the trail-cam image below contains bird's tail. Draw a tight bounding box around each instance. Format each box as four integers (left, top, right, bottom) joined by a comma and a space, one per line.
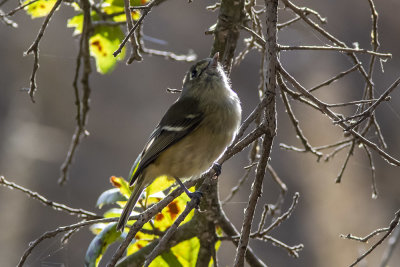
116, 179, 145, 232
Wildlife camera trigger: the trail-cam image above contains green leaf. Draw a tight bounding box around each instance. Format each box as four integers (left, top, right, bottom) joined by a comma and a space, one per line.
67, 13, 83, 35
96, 188, 126, 208
90, 26, 126, 74
148, 256, 170, 267
170, 237, 200, 266
145, 175, 175, 197
126, 223, 155, 255
158, 250, 183, 267
24, 0, 58, 18
110, 176, 131, 199
103, 208, 122, 218
85, 223, 122, 267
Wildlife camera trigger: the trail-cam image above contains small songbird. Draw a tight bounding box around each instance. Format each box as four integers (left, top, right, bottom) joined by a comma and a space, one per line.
116, 53, 242, 231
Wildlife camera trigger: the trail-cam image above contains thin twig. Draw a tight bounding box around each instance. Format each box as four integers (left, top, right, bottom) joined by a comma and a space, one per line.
240, 24, 265, 45
123, 0, 142, 63
24, 0, 62, 102
0, 176, 100, 219
309, 64, 360, 93
222, 160, 254, 204
279, 45, 391, 59
259, 193, 300, 236
327, 97, 389, 108
338, 77, 400, 128
279, 65, 400, 166
256, 235, 303, 258
216, 199, 266, 267
113, 0, 163, 57
59, 0, 92, 185
314, 139, 353, 151
277, 15, 300, 30
380, 225, 400, 267
281, 0, 374, 89
267, 164, 287, 195
222, 140, 259, 204
363, 145, 378, 198
143, 196, 201, 266
342, 228, 389, 243
324, 142, 352, 162
257, 205, 270, 233
335, 141, 355, 183
0, 11, 18, 27
17, 217, 132, 267
234, 135, 272, 267
348, 209, 400, 267
141, 47, 197, 62
280, 89, 323, 160
0, 0, 38, 17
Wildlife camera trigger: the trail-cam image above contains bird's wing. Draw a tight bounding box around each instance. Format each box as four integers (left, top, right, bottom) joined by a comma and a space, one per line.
129, 97, 203, 185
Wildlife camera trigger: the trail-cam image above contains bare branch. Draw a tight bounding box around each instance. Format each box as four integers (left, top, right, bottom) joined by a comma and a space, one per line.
279, 45, 391, 59
277, 15, 300, 30
363, 145, 378, 198
123, 0, 142, 63
338, 77, 400, 128
0, 0, 38, 17
279, 65, 400, 166
309, 64, 360, 93
380, 226, 400, 267
24, 0, 62, 102
210, 0, 245, 74
259, 192, 300, 236
335, 141, 355, 183
141, 47, 197, 62
222, 140, 259, 204
280, 89, 323, 160
18, 217, 130, 267
234, 1, 278, 264
346, 209, 400, 267
324, 142, 352, 162
216, 202, 267, 267
143, 195, 201, 266
59, 0, 92, 185
256, 235, 303, 258
0, 176, 100, 219
113, 0, 165, 58
281, 0, 374, 88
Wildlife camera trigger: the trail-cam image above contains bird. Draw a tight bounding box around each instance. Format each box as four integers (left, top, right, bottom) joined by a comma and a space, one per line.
116, 53, 241, 231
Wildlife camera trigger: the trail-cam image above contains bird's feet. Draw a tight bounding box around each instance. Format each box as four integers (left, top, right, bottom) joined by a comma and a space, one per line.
186, 190, 203, 208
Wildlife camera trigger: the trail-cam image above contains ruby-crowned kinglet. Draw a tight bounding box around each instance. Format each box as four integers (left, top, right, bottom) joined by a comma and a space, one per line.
116, 53, 242, 231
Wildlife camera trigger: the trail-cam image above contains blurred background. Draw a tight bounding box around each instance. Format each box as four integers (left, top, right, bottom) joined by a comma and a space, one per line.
1, 0, 400, 266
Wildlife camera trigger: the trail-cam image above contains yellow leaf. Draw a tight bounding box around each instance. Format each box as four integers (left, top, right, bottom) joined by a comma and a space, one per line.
89, 26, 125, 74
171, 237, 200, 266
25, 0, 57, 18
153, 190, 194, 231
145, 175, 175, 197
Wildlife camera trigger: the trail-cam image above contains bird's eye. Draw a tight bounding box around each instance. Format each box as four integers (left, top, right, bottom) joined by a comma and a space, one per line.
190, 68, 198, 79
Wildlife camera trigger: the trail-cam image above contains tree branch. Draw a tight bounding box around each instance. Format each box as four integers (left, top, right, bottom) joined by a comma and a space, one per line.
0, 176, 100, 219
234, 0, 278, 265
24, 0, 62, 102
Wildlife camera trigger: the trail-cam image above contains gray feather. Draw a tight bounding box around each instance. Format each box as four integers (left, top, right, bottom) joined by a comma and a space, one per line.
116, 178, 146, 232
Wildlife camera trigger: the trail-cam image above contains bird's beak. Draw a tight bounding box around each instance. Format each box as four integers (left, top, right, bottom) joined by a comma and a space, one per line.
211, 52, 219, 68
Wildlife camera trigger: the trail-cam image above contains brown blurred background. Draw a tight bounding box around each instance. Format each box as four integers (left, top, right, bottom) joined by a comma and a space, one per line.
1, 0, 400, 266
